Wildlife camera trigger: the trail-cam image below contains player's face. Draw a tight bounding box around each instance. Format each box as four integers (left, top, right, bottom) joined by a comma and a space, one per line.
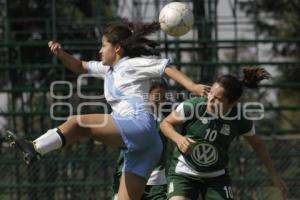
207, 83, 233, 115
99, 35, 118, 65
149, 86, 166, 105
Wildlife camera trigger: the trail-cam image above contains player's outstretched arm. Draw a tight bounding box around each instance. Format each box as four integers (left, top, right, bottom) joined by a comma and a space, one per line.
244, 135, 288, 200
48, 41, 88, 74
164, 66, 210, 96
160, 111, 196, 155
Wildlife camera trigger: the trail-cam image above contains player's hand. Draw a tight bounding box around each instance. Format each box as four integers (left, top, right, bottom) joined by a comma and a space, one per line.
191, 84, 210, 96
48, 41, 62, 56
176, 136, 196, 155
272, 175, 288, 200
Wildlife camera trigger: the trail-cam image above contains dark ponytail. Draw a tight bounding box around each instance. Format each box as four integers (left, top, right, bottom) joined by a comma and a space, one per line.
242, 67, 271, 88
216, 67, 271, 102
103, 19, 161, 57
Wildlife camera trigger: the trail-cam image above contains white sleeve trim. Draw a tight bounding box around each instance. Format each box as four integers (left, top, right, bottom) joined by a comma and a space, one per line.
242, 124, 256, 136
159, 58, 170, 76
86, 61, 109, 78
175, 103, 188, 122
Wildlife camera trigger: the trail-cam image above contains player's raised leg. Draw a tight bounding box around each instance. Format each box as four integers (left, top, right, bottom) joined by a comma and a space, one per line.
6, 114, 126, 164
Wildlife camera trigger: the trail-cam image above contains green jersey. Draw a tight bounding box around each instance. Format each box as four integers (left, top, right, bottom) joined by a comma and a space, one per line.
170, 97, 255, 178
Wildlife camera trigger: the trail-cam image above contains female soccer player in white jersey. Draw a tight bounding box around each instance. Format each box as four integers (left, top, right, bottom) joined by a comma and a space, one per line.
6, 20, 210, 200
160, 68, 288, 200
112, 80, 172, 200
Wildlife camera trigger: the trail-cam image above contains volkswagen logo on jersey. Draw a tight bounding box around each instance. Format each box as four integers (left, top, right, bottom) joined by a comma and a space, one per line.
191, 142, 218, 166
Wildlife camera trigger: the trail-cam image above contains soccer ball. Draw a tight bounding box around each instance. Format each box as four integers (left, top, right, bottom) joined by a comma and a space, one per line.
159, 2, 194, 37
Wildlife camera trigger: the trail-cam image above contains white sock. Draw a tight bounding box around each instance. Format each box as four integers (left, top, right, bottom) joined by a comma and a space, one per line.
33, 128, 63, 155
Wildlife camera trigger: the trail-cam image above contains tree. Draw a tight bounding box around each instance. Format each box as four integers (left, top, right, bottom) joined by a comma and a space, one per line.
240, 0, 300, 133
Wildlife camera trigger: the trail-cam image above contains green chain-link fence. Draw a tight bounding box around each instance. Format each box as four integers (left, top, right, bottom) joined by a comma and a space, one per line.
1, 0, 300, 199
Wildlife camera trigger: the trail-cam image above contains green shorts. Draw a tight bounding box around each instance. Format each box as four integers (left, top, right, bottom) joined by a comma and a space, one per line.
167, 172, 234, 200
112, 184, 167, 200
142, 184, 167, 200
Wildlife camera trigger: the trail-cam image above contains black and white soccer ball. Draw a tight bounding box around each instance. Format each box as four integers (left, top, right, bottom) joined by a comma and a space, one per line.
159, 2, 194, 37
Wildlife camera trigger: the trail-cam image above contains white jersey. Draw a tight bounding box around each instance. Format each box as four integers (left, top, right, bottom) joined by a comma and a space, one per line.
87, 57, 169, 116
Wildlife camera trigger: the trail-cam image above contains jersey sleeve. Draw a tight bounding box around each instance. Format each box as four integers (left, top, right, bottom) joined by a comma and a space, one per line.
86, 61, 110, 78
126, 57, 170, 79
175, 97, 206, 122
239, 118, 256, 136
175, 102, 186, 121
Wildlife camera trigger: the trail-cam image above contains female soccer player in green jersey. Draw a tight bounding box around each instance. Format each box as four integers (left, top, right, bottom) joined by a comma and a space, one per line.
160, 68, 288, 200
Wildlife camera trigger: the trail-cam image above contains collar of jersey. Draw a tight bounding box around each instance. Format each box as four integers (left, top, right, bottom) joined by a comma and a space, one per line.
109, 56, 130, 71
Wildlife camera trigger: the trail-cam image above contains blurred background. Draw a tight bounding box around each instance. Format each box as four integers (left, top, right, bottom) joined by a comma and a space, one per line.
0, 0, 299, 199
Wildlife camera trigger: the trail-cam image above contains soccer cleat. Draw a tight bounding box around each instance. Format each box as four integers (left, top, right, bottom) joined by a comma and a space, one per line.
6, 130, 41, 165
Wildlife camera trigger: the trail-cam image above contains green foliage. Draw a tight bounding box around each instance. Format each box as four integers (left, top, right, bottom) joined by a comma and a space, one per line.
240, 0, 300, 132
239, 0, 300, 73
